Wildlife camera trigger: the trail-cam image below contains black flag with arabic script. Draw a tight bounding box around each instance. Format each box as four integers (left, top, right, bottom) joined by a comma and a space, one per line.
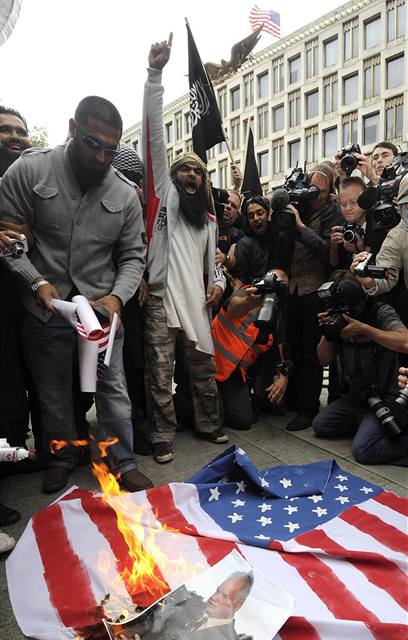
186, 20, 225, 163
241, 127, 263, 196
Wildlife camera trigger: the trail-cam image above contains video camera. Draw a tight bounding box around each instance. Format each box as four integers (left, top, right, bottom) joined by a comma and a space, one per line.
317, 281, 350, 341
366, 384, 408, 439
252, 271, 287, 342
0, 233, 28, 258
339, 143, 361, 175
271, 164, 320, 225
357, 151, 408, 232
353, 253, 389, 280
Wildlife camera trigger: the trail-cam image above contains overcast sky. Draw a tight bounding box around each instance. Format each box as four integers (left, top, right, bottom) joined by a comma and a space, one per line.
1, 0, 344, 144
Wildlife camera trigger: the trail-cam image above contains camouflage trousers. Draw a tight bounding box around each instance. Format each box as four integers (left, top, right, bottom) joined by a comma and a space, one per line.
144, 295, 220, 444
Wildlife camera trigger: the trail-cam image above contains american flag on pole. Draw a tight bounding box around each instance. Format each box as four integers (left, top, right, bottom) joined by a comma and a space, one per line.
6, 446, 407, 639
249, 5, 281, 38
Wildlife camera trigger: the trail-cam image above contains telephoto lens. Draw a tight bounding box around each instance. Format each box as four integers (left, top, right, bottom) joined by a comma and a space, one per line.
367, 395, 402, 438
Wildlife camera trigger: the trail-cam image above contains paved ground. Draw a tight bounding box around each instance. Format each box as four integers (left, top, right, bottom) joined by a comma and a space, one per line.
1, 406, 407, 639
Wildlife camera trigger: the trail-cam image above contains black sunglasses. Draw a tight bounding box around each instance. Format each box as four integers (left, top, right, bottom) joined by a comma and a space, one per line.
75, 122, 120, 158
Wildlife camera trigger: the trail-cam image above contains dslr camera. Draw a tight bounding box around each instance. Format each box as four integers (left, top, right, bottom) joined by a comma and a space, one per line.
0, 234, 28, 258
339, 143, 361, 175
366, 384, 408, 439
211, 185, 230, 226
317, 281, 350, 341
271, 164, 320, 226
252, 271, 287, 341
341, 221, 365, 244
357, 151, 408, 232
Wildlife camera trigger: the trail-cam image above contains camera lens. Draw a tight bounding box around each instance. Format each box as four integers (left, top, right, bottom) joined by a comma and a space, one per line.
343, 229, 355, 243
340, 154, 358, 175
9, 240, 25, 257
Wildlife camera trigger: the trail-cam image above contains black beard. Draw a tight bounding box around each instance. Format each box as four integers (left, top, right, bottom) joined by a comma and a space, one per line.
176, 185, 208, 230
0, 144, 27, 177
68, 138, 111, 192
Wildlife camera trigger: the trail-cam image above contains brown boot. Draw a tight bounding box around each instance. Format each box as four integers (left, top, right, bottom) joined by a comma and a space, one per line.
120, 469, 154, 492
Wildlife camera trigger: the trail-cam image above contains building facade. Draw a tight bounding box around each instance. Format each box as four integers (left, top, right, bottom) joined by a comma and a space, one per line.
123, 0, 407, 192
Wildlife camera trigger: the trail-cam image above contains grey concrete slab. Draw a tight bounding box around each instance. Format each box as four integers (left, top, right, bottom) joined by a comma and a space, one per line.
288, 427, 355, 457
344, 455, 408, 488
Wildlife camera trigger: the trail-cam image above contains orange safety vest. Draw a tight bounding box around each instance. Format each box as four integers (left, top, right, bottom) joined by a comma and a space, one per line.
211, 304, 273, 382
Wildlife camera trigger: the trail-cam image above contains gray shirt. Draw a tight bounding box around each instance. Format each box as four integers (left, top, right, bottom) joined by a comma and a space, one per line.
0, 143, 146, 322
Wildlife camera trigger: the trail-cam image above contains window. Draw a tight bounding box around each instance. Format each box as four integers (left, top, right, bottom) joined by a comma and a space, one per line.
342, 112, 358, 146
165, 122, 173, 144
387, 0, 406, 41
175, 112, 182, 141
289, 55, 301, 84
306, 90, 319, 119
258, 151, 269, 177
272, 138, 284, 174
324, 37, 338, 67
289, 90, 301, 127
364, 15, 381, 48
218, 140, 227, 154
243, 116, 254, 144
166, 148, 173, 167
244, 73, 254, 107
343, 73, 359, 105
219, 160, 228, 189
175, 148, 183, 157
273, 104, 284, 132
230, 86, 240, 111
218, 87, 227, 118
272, 57, 284, 93
364, 56, 381, 99
288, 139, 300, 168
387, 55, 404, 88
305, 126, 318, 164
132, 139, 139, 154
323, 127, 337, 158
385, 95, 404, 139
185, 141, 193, 153
258, 104, 269, 141
207, 146, 215, 160
323, 74, 338, 114
306, 39, 319, 78
344, 18, 359, 61
257, 71, 269, 99
208, 168, 217, 187
184, 112, 191, 135
230, 117, 240, 151
363, 112, 379, 145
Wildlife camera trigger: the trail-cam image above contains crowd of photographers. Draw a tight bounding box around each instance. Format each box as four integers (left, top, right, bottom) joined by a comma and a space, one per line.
0, 39, 407, 553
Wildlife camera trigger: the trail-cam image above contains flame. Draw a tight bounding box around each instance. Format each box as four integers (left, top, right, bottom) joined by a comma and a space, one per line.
49, 438, 90, 454
97, 436, 119, 458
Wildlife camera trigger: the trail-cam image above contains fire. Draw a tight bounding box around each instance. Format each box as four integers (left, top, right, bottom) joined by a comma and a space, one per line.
49, 438, 90, 453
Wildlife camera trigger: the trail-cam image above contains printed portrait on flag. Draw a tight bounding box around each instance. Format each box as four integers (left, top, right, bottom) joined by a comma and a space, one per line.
104, 550, 294, 640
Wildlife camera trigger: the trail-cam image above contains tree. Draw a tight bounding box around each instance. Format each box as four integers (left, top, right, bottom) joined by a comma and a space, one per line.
30, 125, 48, 148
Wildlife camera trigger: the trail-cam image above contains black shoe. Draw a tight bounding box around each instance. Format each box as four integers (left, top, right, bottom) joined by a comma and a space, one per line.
0, 502, 21, 526
43, 466, 71, 494
120, 469, 154, 492
196, 429, 229, 444
76, 446, 91, 467
0, 456, 47, 478
133, 428, 154, 456
286, 413, 315, 432
153, 442, 174, 464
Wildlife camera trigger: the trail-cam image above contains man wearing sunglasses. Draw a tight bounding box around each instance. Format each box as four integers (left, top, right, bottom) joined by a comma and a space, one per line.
0, 96, 153, 494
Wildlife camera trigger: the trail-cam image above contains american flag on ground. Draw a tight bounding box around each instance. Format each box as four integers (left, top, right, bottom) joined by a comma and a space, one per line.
249, 5, 281, 37
6, 446, 407, 639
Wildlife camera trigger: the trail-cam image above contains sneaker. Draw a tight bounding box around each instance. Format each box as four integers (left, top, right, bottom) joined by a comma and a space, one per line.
0, 531, 15, 554
286, 413, 315, 432
154, 442, 174, 464
196, 429, 229, 444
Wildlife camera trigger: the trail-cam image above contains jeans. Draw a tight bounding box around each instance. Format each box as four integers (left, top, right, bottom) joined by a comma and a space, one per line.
312, 395, 408, 466
218, 369, 253, 430
22, 313, 136, 474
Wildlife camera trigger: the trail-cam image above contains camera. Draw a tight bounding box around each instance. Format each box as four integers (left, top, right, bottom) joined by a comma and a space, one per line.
271, 164, 320, 225
317, 281, 350, 341
211, 185, 230, 225
0, 234, 28, 258
357, 151, 408, 236
366, 385, 405, 439
341, 222, 365, 243
339, 143, 361, 175
252, 271, 287, 341
353, 253, 389, 279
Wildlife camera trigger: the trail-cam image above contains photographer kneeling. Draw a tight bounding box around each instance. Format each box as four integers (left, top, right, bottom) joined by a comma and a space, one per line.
211, 270, 291, 431
312, 270, 408, 466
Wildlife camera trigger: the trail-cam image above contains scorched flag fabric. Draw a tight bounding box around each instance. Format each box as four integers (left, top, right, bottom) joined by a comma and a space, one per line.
6, 446, 407, 639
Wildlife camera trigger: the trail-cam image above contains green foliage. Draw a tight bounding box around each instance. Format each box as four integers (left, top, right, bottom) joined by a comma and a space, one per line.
30, 125, 48, 148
